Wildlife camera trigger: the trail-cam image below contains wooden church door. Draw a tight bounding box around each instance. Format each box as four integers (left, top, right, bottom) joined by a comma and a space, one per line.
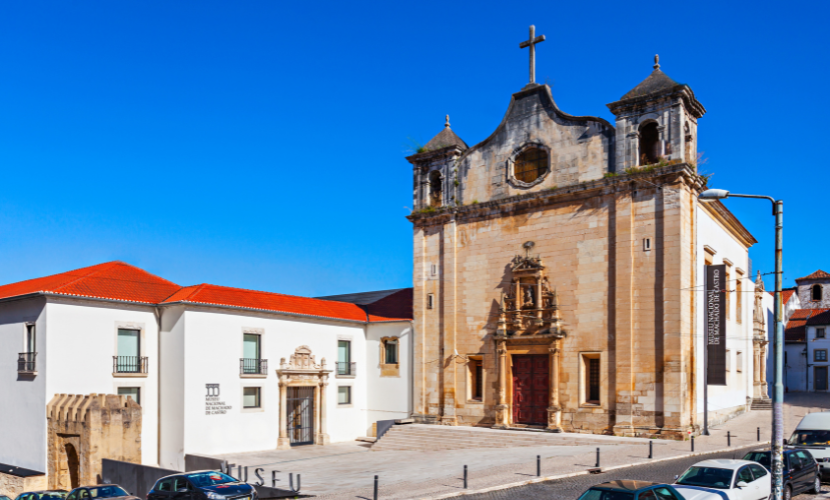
512, 354, 549, 425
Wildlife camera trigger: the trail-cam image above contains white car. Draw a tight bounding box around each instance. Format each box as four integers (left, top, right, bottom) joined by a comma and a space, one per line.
673, 459, 771, 500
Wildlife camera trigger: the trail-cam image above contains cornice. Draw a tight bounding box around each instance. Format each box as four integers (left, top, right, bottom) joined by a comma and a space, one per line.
699, 198, 758, 248
407, 163, 703, 226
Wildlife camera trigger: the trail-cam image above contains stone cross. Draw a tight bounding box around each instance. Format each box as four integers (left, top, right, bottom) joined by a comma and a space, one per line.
519, 25, 545, 84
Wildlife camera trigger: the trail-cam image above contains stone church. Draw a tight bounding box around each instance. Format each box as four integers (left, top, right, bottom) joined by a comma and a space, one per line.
407, 29, 760, 438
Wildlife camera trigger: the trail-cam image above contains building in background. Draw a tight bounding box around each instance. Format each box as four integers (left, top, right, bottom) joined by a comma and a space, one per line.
0, 261, 412, 477
783, 270, 830, 392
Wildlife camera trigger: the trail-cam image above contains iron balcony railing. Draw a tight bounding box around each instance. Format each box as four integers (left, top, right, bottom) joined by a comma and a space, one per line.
336, 361, 356, 376
18, 352, 37, 373
113, 356, 148, 374
240, 358, 268, 375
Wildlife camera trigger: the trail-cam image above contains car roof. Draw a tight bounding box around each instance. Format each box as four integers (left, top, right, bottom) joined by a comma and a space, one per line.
692, 459, 755, 470
594, 481, 664, 491
796, 412, 830, 429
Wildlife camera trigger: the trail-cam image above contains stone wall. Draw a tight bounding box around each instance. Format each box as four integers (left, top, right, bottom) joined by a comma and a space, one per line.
46, 394, 141, 490
797, 280, 830, 309
0, 472, 46, 498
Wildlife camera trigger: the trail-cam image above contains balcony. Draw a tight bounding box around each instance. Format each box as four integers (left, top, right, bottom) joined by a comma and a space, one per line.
113, 356, 148, 376
240, 358, 268, 377
18, 352, 37, 374
336, 361, 356, 377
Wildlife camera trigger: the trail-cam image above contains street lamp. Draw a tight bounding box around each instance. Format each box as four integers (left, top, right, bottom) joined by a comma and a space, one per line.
699, 188, 784, 500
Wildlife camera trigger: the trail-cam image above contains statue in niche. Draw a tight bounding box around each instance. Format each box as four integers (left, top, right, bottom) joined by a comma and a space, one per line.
523, 286, 535, 308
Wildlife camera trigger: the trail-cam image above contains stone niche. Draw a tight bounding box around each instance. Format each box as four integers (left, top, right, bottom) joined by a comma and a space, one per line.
46, 394, 141, 490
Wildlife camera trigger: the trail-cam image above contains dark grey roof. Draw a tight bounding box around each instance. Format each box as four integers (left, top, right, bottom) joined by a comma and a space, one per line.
620, 68, 680, 100
315, 288, 408, 305
423, 126, 468, 152
0, 462, 45, 477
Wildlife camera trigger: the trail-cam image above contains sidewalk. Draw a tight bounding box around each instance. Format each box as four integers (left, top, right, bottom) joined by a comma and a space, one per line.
218, 395, 827, 499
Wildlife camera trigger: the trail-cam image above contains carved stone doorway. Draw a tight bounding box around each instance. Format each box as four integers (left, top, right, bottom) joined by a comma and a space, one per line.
512, 355, 549, 425
287, 387, 315, 446
276, 346, 332, 450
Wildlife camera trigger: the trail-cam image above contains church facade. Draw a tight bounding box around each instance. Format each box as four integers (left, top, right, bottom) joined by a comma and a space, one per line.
407, 44, 762, 437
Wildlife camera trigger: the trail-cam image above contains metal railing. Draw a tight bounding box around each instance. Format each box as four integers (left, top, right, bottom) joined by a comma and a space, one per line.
240, 358, 268, 375
18, 352, 37, 373
113, 356, 148, 374
336, 361, 356, 376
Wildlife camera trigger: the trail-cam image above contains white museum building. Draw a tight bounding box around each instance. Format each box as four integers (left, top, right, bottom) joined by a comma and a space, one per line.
0, 261, 412, 472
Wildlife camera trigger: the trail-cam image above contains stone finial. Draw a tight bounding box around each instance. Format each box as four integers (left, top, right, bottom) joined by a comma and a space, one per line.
755, 270, 765, 291
445, 115, 450, 128
654, 54, 660, 70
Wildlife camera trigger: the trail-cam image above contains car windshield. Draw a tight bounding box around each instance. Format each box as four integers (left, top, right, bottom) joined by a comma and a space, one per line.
185, 472, 236, 487
676, 466, 733, 489
86, 487, 128, 499
35, 493, 67, 500
577, 488, 635, 500
789, 430, 830, 446
743, 452, 771, 468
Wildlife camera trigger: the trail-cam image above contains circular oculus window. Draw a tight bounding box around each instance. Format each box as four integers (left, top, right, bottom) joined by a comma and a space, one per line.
513, 147, 549, 184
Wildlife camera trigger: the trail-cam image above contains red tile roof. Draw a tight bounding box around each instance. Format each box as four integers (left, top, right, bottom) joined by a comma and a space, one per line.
785, 308, 830, 342
796, 270, 830, 281
161, 283, 370, 322
0, 261, 181, 304
769, 287, 797, 305
0, 262, 411, 323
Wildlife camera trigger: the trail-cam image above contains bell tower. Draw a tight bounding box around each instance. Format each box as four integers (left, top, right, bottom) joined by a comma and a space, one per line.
607, 55, 706, 172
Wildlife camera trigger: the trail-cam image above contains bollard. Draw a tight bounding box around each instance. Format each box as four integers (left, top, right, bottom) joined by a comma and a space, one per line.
649, 440, 653, 459
691, 435, 695, 452
463, 465, 468, 489
537, 455, 541, 477
757, 427, 760, 442
374, 475, 378, 500
596, 447, 600, 468
727, 431, 731, 447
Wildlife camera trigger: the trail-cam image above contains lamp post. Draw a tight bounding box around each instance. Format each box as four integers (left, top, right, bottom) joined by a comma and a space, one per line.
699, 189, 784, 500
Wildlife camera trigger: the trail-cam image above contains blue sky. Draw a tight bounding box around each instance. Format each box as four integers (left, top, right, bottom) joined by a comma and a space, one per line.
0, 0, 825, 296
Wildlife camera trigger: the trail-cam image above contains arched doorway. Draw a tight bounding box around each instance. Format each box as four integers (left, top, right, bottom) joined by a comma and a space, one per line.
61, 443, 80, 490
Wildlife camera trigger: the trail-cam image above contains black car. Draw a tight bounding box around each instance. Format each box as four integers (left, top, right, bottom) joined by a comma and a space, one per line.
147, 471, 256, 500
742, 449, 821, 500
577, 480, 686, 500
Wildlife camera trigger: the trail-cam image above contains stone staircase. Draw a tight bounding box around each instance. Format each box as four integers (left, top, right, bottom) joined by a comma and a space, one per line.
371, 424, 637, 452
751, 399, 772, 410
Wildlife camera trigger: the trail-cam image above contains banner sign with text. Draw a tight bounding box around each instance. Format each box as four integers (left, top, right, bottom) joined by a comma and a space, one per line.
706, 264, 727, 386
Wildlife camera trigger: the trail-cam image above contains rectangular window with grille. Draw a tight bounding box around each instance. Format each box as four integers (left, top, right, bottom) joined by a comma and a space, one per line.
815, 350, 828, 362
587, 358, 600, 404
384, 339, 398, 364
468, 357, 483, 401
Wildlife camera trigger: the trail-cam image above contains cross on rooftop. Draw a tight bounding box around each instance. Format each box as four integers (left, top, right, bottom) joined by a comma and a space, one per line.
519, 25, 545, 85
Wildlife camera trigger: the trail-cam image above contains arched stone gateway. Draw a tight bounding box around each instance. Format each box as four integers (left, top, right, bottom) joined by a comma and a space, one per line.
276, 346, 332, 449
46, 394, 141, 489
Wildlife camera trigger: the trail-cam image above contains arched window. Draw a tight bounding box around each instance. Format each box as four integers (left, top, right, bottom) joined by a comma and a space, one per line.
639, 122, 660, 165
514, 147, 549, 183
812, 284, 823, 301
429, 170, 442, 207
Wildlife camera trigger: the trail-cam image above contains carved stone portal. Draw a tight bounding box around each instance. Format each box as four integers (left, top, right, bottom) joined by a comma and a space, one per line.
753, 272, 770, 400
494, 243, 567, 432
276, 346, 332, 449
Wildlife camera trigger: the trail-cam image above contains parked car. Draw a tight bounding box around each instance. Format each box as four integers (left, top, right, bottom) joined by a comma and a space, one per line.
743, 449, 821, 499
2, 495, 12, 500
789, 411, 830, 481
673, 459, 770, 500
13, 491, 67, 500
147, 471, 257, 500
66, 485, 139, 500
577, 480, 688, 500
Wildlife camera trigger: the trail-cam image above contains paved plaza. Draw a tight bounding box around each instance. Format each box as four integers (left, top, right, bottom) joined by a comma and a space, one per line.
215, 394, 830, 499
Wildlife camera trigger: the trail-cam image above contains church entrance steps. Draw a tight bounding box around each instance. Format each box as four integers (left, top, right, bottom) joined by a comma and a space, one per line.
751, 399, 772, 410
370, 424, 644, 452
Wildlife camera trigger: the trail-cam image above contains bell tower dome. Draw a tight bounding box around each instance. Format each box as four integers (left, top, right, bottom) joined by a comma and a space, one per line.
607, 55, 705, 172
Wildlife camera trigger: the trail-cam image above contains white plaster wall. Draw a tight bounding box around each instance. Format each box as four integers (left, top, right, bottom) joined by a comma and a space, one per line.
806, 325, 830, 392
45, 299, 160, 466
785, 343, 808, 392
695, 206, 754, 421
179, 308, 367, 458
0, 297, 47, 471
159, 306, 185, 471
365, 322, 412, 433
762, 289, 774, 396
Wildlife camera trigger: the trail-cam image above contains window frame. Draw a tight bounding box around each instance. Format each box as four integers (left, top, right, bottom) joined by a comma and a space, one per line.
467, 356, 483, 402
25, 323, 36, 353
242, 386, 261, 409
579, 352, 602, 407
815, 349, 828, 362
243, 333, 261, 360
337, 386, 351, 405
817, 328, 826, 339
117, 386, 141, 405
812, 284, 823, 302
736, 351, 743, 373
508, 143, 551, 188
380, 337, 400, 377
